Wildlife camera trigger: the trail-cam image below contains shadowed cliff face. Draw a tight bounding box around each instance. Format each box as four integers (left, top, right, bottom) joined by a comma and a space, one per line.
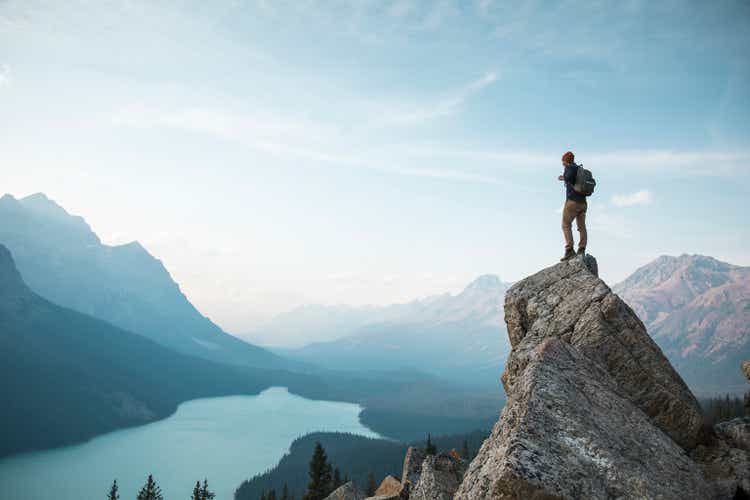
0, 244, 308, 458
0, 193, 287, 370
0, 244, 31, 309
451, 256, 749, 500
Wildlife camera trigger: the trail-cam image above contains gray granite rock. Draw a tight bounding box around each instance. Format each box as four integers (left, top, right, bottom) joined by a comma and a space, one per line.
324, 481, 365, 500
410, 452, 466, 500
716, 417, 750, 452
401, 446, 425, 491
691, 435, 750, 499
501, 255, 703, 449
456, 337, 712, 500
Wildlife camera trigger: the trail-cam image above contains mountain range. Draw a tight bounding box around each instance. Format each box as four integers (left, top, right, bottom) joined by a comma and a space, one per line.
272, 275, 512, 386
613, 254, 750, 394
0, 244, 317, 458
0, 193, 286, 370
271, 254, 749, 395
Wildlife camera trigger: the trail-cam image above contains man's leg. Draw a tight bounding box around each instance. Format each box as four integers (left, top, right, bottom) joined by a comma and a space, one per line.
560, 201, 576, 260
575, 204, 587, 251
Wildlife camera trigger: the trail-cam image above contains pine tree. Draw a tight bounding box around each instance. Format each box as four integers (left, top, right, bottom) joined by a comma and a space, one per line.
267, 490, 277, 500
106, 479, 120, 500
200, 479, 216, 500
365, 472, 377, 496
305, 443, 332, 499
461, 439, 470, 459
260, 491, 267, 500
425, 433, 437, 455
136, 474, 163, 500
333, 467, 343, 489
303, 442, 333, 500
281, 483, 290, 500
192, 481, 202, 500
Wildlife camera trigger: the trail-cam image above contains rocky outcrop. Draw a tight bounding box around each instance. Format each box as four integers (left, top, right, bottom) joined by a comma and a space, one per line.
716, 418, 750, 452
374, 475, 405, 498
456, 337, 712, 499
691, 437, 750, 499
409, 453, 466, 500
325, 481, 365, 500
502, 255, 703, 449
743, 361, 750, 382
401, 447, 425, 492
454, 256, 748, 500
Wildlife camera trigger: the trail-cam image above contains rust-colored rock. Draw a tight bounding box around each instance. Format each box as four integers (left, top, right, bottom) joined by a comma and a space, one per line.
374, 475, 404, 498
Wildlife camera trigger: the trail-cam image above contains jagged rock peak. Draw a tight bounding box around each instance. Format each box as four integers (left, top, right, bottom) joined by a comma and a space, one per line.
464, 274, 504, 291
410, 452, 466, 500
373, 475, 404, 498
454, 255, 735, 499
502, 254, 701, 449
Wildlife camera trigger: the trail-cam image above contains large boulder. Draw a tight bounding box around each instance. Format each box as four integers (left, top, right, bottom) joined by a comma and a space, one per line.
410, 452, 466, 500
373, 475, 404, 498
455, 337, 712, 499
324, 482, 365, 500
501, 256, 703, 449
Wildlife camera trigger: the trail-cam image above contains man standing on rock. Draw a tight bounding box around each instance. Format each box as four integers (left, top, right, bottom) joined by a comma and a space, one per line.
558, 151, 587, 261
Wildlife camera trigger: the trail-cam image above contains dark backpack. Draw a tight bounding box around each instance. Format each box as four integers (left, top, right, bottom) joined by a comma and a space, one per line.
573, 163, 596, 196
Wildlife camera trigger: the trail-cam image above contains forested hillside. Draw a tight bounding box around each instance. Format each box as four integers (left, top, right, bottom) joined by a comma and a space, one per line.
234, 430, 488, 500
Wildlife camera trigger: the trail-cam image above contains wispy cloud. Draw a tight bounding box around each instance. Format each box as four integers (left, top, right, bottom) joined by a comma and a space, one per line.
611, 190, 653, 207
0, 64, 11, 88
371, 71, 499, 126
588, 150, 750, 175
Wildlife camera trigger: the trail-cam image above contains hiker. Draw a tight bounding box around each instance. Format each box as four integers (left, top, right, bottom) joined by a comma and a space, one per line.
558, 151, 588, 261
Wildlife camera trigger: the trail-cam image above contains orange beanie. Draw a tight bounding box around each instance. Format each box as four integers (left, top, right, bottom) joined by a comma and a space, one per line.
562, 151, 575, 164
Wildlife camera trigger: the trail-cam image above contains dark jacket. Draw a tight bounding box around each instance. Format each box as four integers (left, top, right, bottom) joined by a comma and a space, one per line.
563, 163, 586, 203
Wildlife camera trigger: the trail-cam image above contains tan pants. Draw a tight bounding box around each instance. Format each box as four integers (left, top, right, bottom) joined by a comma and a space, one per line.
562, 200, 587, 250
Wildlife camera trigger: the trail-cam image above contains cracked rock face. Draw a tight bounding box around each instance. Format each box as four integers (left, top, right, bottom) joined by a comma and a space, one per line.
453, 256, 732, 500
401, 447, 425, 491
501, 256, 703, 449
409, 453, 466, 500
455, 337, 712, 500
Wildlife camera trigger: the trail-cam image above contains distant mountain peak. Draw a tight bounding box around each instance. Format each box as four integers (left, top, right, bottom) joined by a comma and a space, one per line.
464, 274, 504, 292
20, 192, 75, 219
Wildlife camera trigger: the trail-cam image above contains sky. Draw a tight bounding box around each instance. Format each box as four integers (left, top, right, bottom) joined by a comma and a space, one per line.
1, 0, 749, 334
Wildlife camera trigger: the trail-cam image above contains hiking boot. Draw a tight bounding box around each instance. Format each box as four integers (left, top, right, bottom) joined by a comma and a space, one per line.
577, 247, 586, 257
560, 248, 575, 261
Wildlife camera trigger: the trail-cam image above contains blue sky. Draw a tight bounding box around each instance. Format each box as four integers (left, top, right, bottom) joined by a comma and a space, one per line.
1, 0, 749, 334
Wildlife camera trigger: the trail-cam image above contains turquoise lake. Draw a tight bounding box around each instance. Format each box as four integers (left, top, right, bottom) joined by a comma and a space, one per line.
0, 387, 380, 500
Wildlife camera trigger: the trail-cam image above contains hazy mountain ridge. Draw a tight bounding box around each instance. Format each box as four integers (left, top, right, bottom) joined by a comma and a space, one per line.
0, 193, 286, 370
274, 275, 512, 385
614, 254, 750, 393
0, 244, 319, 458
